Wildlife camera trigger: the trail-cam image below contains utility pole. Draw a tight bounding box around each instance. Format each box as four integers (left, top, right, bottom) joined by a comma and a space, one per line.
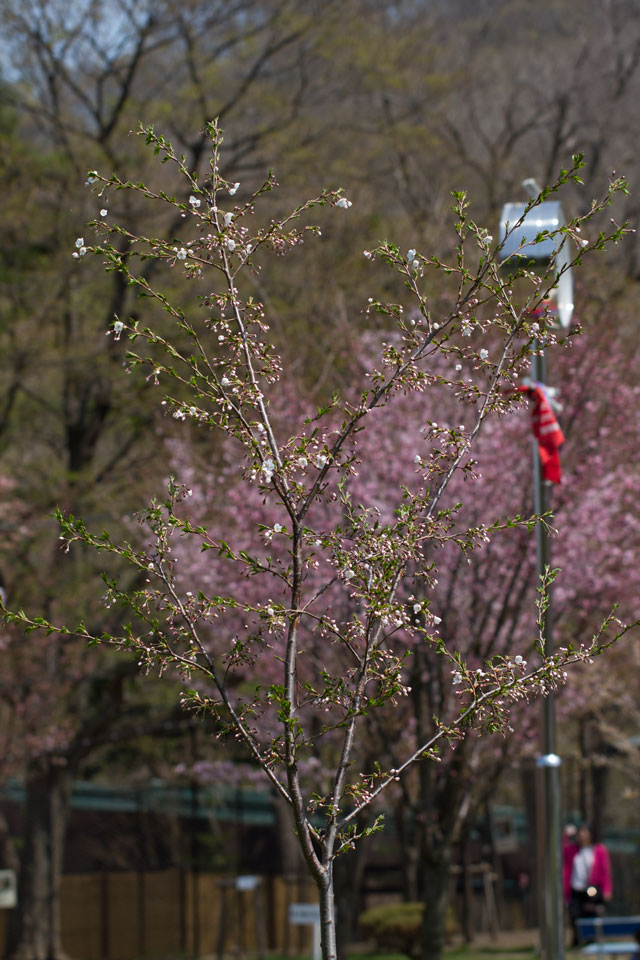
532, 339, 564, 960
498, 184, 574, 960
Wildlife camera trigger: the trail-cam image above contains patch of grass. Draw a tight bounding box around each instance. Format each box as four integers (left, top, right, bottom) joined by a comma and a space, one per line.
444, 950, 536, 960
349, 954, 410, 960
256, 947, 538, 960
346, 950, 536, 960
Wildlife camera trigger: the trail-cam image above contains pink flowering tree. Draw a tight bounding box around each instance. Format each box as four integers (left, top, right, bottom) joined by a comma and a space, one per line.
123, 314, 639, 960
333, 328, 640, 957
543, 331, 640, 838
167, 326, 640, 960
4, 121, 635, 960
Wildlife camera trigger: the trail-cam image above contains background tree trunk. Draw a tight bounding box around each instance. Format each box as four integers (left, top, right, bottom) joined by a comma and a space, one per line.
460, 830, 474, 944
11, 761, 73, 960
591, 760, 609, 844
0, 809, 21, 955
520, 762, 539, 927
395, 798, 420, 902
420, 846, 452, 960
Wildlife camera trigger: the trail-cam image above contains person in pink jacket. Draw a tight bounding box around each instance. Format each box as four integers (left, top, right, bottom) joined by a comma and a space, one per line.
564, 824, 613, 946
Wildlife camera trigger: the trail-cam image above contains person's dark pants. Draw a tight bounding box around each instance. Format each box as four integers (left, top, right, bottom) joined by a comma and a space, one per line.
569, 888, 600, 947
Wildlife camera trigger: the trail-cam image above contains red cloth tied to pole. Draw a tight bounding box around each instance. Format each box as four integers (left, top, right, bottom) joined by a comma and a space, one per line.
518, 383, 565, 484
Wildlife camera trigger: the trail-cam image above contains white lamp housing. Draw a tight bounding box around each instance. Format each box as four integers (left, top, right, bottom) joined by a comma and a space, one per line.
498, 200, 574, 329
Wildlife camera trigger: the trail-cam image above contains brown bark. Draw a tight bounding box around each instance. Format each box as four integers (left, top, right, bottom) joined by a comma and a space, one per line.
0, 809, 21, 954
420, 846, 452, 960
461, 831, 474, 944
395, 798, 420, 902
10, 761, 73, 960
273, 790, 304, 877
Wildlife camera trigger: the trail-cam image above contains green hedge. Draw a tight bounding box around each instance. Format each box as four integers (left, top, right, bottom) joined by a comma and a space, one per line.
359, 902, 424, 958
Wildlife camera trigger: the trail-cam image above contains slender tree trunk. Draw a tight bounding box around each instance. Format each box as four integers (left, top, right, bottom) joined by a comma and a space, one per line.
273, 791, 305, 876
591, 756, 609, 843
461, 832, 474, 944
412, 642, 454, 960
11, 760, 73, 960
0, 809, 21, 954
334, 818, 371, 960
520, 762, 538, 926
578, 716, 589, 822
318, 867, 337, 960
395, 799, 419, 901
420, 846, 452, 960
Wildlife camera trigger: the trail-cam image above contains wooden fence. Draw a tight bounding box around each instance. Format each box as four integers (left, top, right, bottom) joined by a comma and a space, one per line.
0, 872, 319, 960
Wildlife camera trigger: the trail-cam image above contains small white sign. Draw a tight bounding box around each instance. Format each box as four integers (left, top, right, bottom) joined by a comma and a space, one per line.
236, 875, 259, 891
289, 903, 321, 926
0, 870, 17, 909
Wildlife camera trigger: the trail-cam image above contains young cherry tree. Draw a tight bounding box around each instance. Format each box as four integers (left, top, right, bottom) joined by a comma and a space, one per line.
163, 326, 640, 960
4, 121, 634, 960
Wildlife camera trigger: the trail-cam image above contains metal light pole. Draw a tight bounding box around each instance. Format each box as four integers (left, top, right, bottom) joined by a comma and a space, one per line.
532, 339, 564, 960
499, 186, 574, 960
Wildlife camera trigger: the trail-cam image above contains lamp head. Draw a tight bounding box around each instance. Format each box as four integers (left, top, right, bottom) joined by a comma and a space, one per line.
498, 200, 574, 329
